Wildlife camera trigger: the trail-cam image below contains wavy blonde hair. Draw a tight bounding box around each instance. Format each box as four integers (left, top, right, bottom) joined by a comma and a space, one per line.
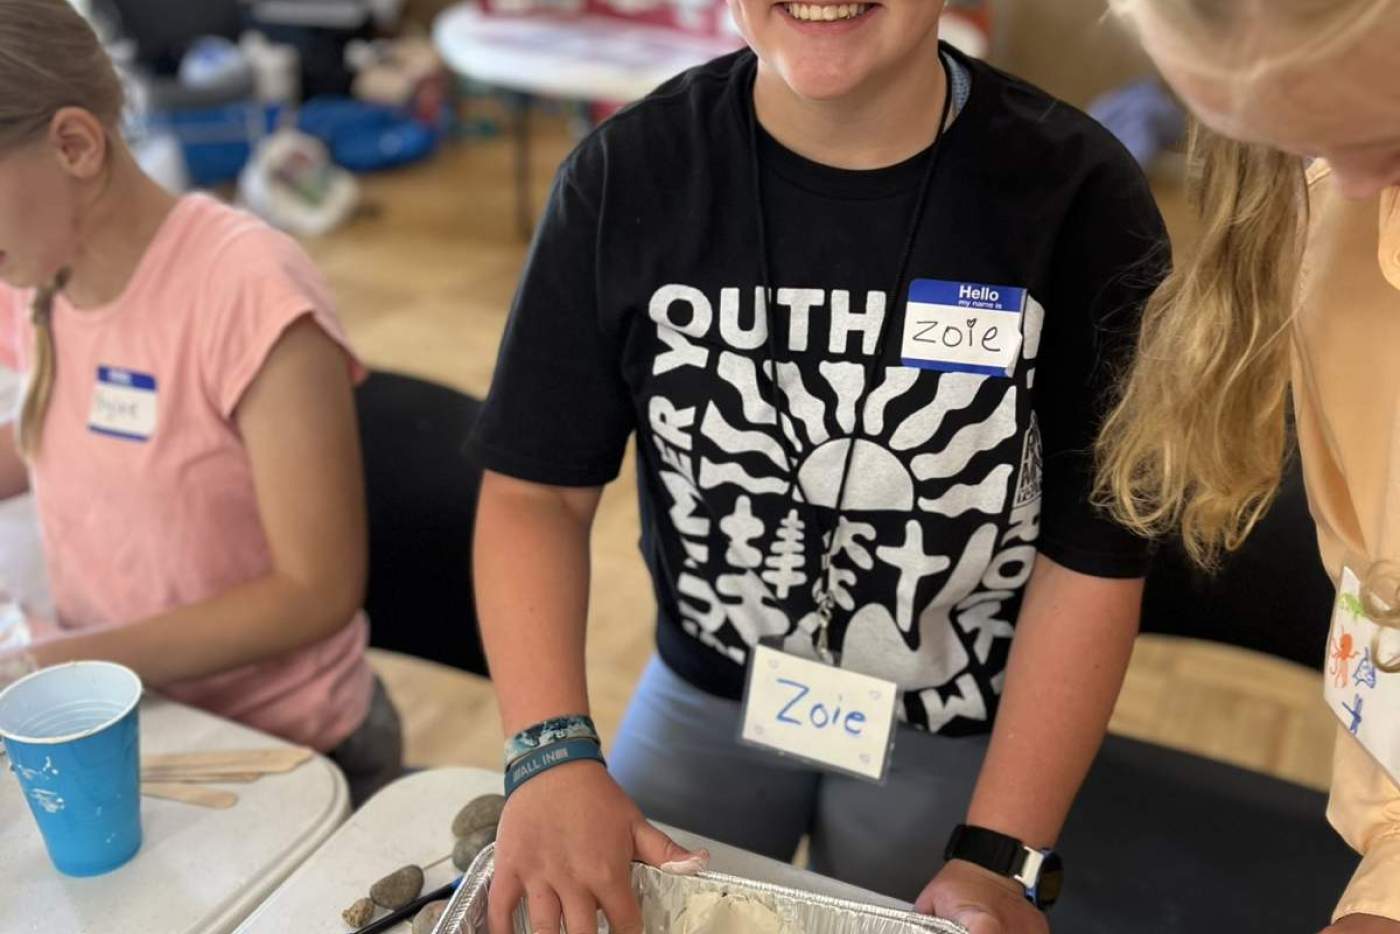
1098, 0, 1400, 671
0, 0, 124, 457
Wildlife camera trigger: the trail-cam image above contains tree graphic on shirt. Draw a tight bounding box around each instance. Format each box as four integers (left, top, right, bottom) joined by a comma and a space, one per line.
762, 509, 808, 599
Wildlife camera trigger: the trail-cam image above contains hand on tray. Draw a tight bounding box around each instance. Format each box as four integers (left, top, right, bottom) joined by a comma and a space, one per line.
1322, 915, 1400, 933
915, 859, 1049, 934
489, 760, 709, 934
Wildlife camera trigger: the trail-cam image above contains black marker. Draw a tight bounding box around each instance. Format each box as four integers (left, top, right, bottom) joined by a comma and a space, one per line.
355, 876, 464, 934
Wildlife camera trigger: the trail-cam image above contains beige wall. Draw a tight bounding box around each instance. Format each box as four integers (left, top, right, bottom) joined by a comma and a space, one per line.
990, 0, 1159, 108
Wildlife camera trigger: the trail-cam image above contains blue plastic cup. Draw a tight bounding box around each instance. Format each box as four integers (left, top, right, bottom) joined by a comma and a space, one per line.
0, 661, 143, 876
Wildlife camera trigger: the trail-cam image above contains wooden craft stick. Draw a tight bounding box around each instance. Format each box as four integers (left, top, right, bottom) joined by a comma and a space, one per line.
141, 783, 239, 809
139, 770, 263, 784
141, 747, 312, 774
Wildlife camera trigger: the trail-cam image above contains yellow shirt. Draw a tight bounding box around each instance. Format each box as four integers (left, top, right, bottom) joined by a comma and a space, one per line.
1293, 163, 1400, 923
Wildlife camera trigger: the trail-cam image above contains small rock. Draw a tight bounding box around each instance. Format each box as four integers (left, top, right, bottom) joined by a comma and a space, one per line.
370, 864, 425, 910
451, 794, 506, 839
342, 896, 376, 928
412, 899, 448, 934
452, 825, 497, 871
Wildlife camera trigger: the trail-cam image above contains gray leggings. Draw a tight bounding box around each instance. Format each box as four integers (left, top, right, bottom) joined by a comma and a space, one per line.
328, 676, 405, 808
609, 656, 990, 902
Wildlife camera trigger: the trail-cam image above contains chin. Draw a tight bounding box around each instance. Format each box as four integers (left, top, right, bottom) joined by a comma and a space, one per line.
772, 55, 874, 101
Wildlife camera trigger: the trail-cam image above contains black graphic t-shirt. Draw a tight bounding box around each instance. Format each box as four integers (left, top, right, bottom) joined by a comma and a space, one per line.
472, 44, 1168, 736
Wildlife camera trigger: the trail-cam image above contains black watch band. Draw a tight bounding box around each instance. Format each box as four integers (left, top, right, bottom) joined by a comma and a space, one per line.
944, 824, 1064, 910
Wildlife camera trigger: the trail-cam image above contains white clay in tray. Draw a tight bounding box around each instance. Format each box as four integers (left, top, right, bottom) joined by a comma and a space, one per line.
674, 891, 795, 934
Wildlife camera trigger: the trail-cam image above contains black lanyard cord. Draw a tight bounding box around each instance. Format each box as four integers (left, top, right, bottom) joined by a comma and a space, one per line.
746, 51, 956, 661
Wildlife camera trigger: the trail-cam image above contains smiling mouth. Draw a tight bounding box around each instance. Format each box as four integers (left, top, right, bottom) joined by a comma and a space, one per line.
782, 3, 873, 23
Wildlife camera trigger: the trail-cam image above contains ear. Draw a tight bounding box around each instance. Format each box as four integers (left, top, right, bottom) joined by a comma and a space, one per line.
46, 107, 109, 181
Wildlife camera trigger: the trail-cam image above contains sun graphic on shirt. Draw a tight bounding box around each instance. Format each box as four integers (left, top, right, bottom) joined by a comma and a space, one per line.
700, 351, 1018, 518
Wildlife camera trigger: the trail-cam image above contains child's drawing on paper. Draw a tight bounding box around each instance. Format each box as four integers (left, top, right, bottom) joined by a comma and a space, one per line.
1353, 647, 1378, 689
1330, 631, 1359, 689
1341, 694, 1365, 735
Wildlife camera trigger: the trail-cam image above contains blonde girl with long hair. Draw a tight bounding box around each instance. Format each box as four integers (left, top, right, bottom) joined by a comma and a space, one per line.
0, 0, 401, 805
1098, 1, 1400, 930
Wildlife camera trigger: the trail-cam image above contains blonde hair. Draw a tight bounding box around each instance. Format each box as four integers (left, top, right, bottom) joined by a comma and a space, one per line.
1097, 0, 1400, 671
1097, 126, 1305, 569
0, 0, 124, 457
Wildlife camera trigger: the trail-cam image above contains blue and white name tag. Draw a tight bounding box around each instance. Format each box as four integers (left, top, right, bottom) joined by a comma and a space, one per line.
88, 367, 158, 442
741, 644, 898, 782
900, 279, 1027, 377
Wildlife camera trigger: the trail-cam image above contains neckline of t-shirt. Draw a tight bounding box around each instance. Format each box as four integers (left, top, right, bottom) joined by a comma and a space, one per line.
53, 192, 204, 327
746, 43, 983, 202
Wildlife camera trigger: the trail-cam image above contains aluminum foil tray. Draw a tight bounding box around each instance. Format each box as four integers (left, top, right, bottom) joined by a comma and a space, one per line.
434, 845, 968, 934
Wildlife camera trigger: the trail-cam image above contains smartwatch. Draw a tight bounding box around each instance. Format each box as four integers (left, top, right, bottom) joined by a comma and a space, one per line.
944, 824, 1064, 910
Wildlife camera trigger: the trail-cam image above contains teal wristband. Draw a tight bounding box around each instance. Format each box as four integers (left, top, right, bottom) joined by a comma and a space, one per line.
503, 739, 606, 799
504, 714, 600, 768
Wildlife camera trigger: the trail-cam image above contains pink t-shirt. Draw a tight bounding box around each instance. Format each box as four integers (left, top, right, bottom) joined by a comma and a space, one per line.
0, 194, 373, 751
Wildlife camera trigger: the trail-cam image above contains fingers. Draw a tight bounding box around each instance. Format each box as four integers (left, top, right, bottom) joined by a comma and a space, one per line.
488, 871, 524, 934
526, 884, 562, 934
559, 886, 601, 934
916, 889, 1003, 934
953, 909, 1005, 934
632, 820, 708, 874
593, 866, 644, 934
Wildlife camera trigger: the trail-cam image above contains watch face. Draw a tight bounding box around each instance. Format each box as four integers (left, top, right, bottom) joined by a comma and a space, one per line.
1035, 852, 1065, 909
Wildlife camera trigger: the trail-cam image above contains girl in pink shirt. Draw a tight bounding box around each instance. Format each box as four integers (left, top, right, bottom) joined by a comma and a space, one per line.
0, 0, 400, 805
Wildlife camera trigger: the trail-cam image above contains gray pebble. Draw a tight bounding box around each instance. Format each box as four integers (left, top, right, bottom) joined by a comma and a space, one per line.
341, 896, 376, 928
451, 794, 506, 839
412, 899, 448, 934
370, 864, 425, 910
452, 825, 497, 871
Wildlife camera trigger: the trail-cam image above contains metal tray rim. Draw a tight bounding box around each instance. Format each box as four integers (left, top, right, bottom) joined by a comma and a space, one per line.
434, 844, 969, 934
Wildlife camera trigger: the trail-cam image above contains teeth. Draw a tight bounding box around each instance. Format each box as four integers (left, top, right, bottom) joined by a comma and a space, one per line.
787, 3, 867, 22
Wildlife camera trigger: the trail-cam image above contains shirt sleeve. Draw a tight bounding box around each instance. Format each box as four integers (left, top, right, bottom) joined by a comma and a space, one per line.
1033, 151, 1169, 579
1329, 726, 1400, 923
199, 226, 365, 420
469, 144, 636, 487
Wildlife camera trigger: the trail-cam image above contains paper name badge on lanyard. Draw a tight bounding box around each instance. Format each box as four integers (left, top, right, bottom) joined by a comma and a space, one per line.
1324, 567, 1400, 784
741, 644, 899, 783
901, 279, 1026, 377
88, 367, 158, 443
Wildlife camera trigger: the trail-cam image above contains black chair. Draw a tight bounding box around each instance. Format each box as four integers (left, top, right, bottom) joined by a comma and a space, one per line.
1052, 455, 1354, 931
355, 370, 488, 677
1140, 455, 1336, 670
98, 0, 244, 77
97, 0, 256, 112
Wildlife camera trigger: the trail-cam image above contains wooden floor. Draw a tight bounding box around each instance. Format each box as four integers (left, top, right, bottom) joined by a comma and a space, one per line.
306, 116, 1338, 793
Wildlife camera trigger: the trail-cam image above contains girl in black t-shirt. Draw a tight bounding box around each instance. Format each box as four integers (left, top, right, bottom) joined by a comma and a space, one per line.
472, 3, 1166, 932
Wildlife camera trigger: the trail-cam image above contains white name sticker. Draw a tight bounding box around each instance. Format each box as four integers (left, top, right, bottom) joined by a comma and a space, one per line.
901, 279, 1026, 377
1324, 567, 1400, 784
88, 366, 158, 442
741, 644, 898, 782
